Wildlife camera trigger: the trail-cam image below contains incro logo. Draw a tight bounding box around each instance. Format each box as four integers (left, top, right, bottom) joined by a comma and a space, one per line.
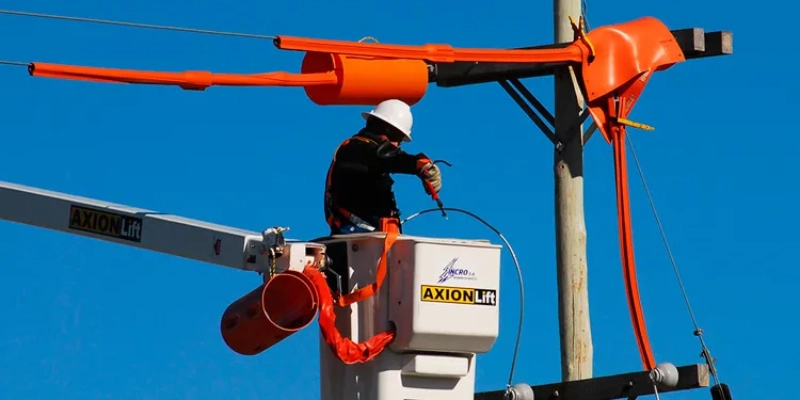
437, 257, 476, 284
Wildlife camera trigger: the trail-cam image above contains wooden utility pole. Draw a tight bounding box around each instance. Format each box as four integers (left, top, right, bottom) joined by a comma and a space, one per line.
553, 0, 593, 382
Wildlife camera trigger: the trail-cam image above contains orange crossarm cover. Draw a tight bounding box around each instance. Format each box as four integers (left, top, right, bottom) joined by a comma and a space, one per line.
274, 35, 584, 64
28, 62, 338, 91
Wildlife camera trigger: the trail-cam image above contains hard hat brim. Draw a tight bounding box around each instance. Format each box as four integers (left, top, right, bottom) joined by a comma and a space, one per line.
361, 111, 412, 142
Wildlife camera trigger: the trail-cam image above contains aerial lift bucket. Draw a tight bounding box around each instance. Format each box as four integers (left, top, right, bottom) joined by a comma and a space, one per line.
220, 270, 320, 356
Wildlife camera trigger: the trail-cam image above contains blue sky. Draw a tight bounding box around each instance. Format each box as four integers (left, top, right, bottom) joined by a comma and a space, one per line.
0, 0, 783, 398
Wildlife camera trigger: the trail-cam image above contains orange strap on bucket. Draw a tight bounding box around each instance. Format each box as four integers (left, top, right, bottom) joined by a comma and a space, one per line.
306, 266, 396, 364
336, 219, 399, 307
306, 220, 401, 364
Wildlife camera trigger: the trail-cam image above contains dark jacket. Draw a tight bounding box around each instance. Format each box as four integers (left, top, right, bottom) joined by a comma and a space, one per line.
324, 128, 428, 230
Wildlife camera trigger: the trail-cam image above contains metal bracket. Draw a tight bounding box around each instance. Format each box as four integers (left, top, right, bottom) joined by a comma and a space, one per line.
261, 226, 289, 257
243, 226, 289, 274
323, 266, 345, 299
499, 78, 593, 152
583, 122, 598, 144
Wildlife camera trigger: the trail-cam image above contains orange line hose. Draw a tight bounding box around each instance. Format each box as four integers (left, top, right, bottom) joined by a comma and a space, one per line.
28, 62, 338, 90
611, 124, 656, 371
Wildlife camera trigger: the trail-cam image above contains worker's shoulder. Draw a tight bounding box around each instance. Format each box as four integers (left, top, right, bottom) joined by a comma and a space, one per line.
342, 133, 381, 148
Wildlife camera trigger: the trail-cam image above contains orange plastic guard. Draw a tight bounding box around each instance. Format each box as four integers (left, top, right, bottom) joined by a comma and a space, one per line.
300, 52, 429, 106
220, 270, 319, 356
28, 63, 338, 91
274, 36, 584, 64
580, 17, 686, 115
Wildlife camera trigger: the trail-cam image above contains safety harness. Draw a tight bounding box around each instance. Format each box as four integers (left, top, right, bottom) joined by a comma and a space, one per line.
324, 134, 392, 233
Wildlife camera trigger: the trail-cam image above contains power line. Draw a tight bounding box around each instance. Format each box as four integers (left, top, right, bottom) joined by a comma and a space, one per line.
0, 9, 276, 40
626, 134, 725, 395
0, 60, 29, 67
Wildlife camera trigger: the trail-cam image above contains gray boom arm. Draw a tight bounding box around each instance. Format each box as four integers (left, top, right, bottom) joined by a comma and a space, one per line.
0, 181, 323, 274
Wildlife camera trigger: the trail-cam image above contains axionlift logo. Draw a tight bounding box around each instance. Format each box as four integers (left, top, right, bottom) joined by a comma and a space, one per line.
437, 257, 476, 284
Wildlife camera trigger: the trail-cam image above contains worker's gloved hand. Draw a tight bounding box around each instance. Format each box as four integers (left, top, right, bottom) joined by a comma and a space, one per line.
419, 162, 442, 194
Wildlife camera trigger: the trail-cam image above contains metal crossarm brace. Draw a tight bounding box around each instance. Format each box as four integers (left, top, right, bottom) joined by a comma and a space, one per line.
510, 78, 554, 126
498, 77, 591, 151
474, 364, 710, 400
498, 79, 559, 148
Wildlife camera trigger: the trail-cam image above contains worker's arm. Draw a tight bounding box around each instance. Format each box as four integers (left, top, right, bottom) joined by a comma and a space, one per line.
335, 137, 436, 182
362, 142, 431, 175
372, 141, 441, 193
374, 143, 431, 175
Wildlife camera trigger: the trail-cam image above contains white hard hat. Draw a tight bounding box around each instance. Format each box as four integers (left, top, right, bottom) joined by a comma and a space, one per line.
361, 99, 413, 142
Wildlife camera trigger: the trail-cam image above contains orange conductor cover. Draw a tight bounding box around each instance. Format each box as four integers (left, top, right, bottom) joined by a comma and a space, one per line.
28, 63, 338, 90
275, 35, 584, 64
301, 52, 429, 106
220, 270, 319, 356
27, 59, 431, 105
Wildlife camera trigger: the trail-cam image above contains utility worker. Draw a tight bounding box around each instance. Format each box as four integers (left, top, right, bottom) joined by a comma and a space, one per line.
324, 99, 442, 235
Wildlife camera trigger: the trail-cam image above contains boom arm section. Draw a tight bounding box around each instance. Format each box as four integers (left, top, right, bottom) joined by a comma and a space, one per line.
0, 181, 323, 274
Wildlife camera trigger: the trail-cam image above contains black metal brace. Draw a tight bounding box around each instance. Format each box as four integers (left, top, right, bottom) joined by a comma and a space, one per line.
498, 77, 592, 152
498, 79, 558, 147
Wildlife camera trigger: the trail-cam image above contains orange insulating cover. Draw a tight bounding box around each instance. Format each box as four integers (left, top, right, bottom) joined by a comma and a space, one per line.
220, 270, 319, 356
579, 16, 685, 104
274, 36, 584, 64
300, 52, 429, 106
28, 63, 338, 91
